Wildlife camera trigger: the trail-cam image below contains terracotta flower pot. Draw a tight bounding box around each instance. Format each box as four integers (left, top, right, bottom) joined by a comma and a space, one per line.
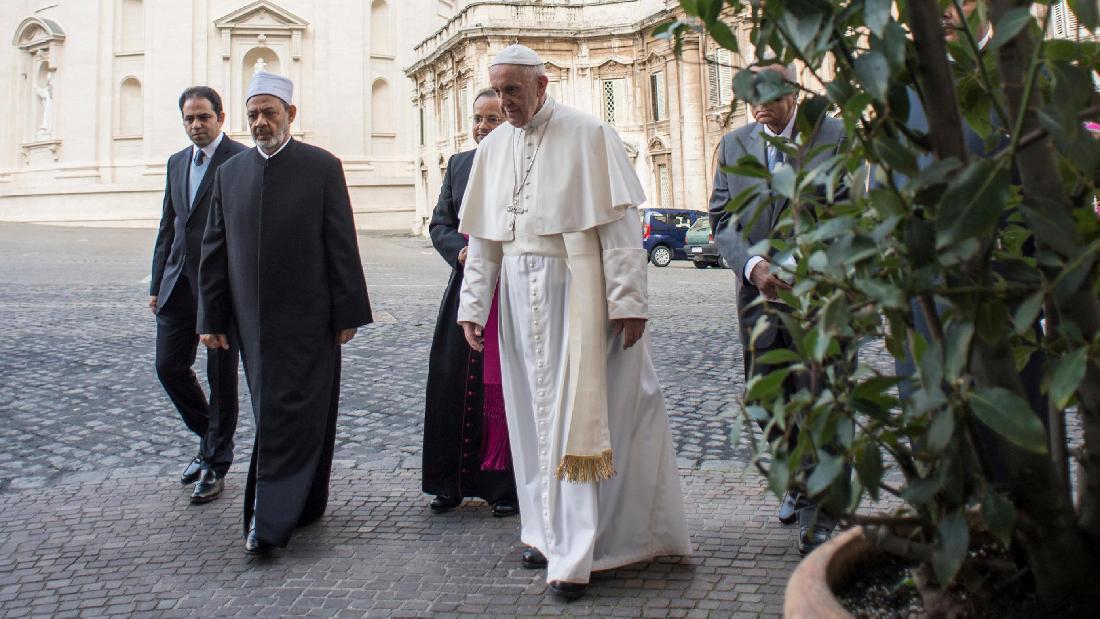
784, 526, 874, 619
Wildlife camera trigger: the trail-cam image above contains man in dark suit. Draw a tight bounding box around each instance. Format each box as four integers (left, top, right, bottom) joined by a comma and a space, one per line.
149, 86, 247, 504
423, 88, 518, 517
709, 63, 846, 555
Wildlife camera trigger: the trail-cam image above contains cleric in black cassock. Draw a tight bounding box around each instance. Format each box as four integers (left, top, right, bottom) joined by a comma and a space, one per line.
198, 72, 372, 554
423, 89, 517, 517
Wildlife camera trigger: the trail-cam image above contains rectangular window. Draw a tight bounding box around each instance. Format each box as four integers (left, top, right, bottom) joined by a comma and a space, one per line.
419, 106, 425, 146
602, 78, 627, 126
708, 48, 734, 107
657, 164, 672, 208
458, 87, 468, 131
548, 80, 563, 102
440, 94, 451, 137
650, 71, 666, 121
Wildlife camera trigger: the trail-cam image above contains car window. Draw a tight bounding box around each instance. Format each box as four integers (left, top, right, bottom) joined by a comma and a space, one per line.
650, 212, 668, 225
689, 217, 710, 232
673, 214, 693, 228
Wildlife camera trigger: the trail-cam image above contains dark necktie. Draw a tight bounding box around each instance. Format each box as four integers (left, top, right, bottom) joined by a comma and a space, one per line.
188, 150, 207, 208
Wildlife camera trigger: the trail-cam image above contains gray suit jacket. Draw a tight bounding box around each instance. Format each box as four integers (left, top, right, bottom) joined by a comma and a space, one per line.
708, 116, 845, 352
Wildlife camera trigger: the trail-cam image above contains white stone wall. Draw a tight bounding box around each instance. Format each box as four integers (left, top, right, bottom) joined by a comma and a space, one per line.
0, 0, 450, 230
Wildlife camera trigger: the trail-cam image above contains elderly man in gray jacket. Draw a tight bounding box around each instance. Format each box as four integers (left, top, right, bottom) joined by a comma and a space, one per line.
709, 62, 846, 556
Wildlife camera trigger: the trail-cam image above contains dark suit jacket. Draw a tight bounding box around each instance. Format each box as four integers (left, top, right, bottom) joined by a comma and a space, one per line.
428, 150, 475, 268
709, 117, 845, 350
150, 135, 247, 310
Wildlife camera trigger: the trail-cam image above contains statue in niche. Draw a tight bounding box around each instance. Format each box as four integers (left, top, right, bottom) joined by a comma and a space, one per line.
35, 72, 53, 139
254, 57, 268, 73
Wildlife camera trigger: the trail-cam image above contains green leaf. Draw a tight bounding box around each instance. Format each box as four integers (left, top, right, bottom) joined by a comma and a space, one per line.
747, 367, 792, 401
975, 300, 1011, 345
933, 510, 969, 585
1070, 0, 1100, 31
900, 469, 945, 504
768, 457, 791, 498
943, 321, 974, 382
970, 387, 1048, 453
987, 8, 1033, 53
935, 160, 1010, 249
708, 19, 740, 53
855, 277, 906, 309
807, 452, 845, 496
1050, 347, 1088, 409
981, 487, 1016, 546
780, 10, 824, 51
854, 50, 890, 102
926, 410, 955, 453
755, 348, 802, 366
1013, 292, 1044, 335
864, 0, 891, 38
771, 163, 796, 199
728, 414, 744, 448
855, 442, 884, 501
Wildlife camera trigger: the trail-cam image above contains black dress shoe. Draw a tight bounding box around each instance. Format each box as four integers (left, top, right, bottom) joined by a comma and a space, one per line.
492, 500, 518, 518
521, 546, 548, 569
180, 456, 203, 485
190, 469, 223, 504
245, 517, 274, 556
797, 524, 834, 556
796, 506, 837, 556
777, 491, 799, 525
429, 494, 463, 513
548, 580, 587, 600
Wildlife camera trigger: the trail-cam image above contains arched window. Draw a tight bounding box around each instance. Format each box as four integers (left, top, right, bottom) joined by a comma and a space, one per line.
371, 79, 393, 134
119, 78, 143, 136
120, 0, 144, 52
370, 0, 392, 56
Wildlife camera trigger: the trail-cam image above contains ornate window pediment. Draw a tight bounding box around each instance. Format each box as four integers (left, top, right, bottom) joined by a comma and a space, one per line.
214, 0, 308, 33
12, 17, 65, 52
214, 0, 308, 60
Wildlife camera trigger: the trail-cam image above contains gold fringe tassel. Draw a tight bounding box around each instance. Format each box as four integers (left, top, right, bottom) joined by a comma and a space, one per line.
555, 450, 616, 483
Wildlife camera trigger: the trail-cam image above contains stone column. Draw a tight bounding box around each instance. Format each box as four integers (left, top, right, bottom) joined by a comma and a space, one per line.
677, 38, 707, 211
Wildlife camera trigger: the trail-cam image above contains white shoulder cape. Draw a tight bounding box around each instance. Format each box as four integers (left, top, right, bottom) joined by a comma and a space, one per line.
457, 98, 646, 240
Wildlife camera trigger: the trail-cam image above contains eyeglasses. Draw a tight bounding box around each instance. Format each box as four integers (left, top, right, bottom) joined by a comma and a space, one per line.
472, 115, 504, 124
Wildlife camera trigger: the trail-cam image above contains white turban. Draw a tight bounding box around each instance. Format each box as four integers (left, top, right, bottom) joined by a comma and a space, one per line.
489, 44, 543, 67
246, 71, 294, 105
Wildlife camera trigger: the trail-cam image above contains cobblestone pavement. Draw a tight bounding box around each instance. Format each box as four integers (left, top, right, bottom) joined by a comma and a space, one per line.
0, 222, 903, 617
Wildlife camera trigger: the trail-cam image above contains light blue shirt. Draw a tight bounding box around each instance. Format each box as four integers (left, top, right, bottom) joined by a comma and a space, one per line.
189, 132, 224, 209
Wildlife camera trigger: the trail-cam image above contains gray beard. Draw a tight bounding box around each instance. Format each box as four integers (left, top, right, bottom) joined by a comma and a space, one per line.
255, 127, 288, 152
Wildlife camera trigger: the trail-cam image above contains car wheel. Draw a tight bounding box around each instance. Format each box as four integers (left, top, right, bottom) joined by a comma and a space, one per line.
718, 256, 730, 269
693, 260, 709, 269
650, 245, 672, 267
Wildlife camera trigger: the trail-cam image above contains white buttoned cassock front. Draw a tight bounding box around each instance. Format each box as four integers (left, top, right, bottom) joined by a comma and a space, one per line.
458, 97, 691, 584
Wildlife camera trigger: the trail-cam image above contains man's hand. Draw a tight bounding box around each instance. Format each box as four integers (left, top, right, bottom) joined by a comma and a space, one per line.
459, 321, 484, 352
749, 260, 792, 301
611, 318, 647, 350
200, 333, 230, 350
337, 328, 357, 345
457, 246, 468, 265
148, 296, 158, 314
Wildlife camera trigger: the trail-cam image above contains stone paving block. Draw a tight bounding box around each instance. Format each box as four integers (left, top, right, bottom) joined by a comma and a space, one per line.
0, 226, 941, 617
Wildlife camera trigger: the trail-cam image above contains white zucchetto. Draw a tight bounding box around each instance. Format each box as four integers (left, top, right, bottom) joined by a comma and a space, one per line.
489, 44, 543, 67
246, 71, 294, 105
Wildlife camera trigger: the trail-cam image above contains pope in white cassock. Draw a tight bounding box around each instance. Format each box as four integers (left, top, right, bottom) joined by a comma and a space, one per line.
457, 44, 691, 600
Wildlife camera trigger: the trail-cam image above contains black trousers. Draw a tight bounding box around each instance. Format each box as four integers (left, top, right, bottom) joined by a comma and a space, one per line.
155, 276, 239, 476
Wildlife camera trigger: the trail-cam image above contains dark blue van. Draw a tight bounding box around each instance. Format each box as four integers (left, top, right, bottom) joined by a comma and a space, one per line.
640, 208, 705, 267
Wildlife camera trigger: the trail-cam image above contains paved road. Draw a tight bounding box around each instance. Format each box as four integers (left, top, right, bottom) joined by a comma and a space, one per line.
0, 222, 895, 617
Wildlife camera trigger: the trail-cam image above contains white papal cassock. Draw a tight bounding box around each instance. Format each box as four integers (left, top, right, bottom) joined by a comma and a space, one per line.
458, 97, 691, 584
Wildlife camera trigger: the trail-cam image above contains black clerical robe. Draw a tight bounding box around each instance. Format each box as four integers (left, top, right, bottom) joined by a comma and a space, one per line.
198, 139, 372, 547
423, 150, 516, 506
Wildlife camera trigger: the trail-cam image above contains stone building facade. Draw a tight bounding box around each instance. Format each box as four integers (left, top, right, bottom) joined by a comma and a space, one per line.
405, 0, 760, 229
0, 0, 455, 228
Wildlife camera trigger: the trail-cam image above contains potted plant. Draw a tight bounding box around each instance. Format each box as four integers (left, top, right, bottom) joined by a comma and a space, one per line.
660, 0, 1100, 614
